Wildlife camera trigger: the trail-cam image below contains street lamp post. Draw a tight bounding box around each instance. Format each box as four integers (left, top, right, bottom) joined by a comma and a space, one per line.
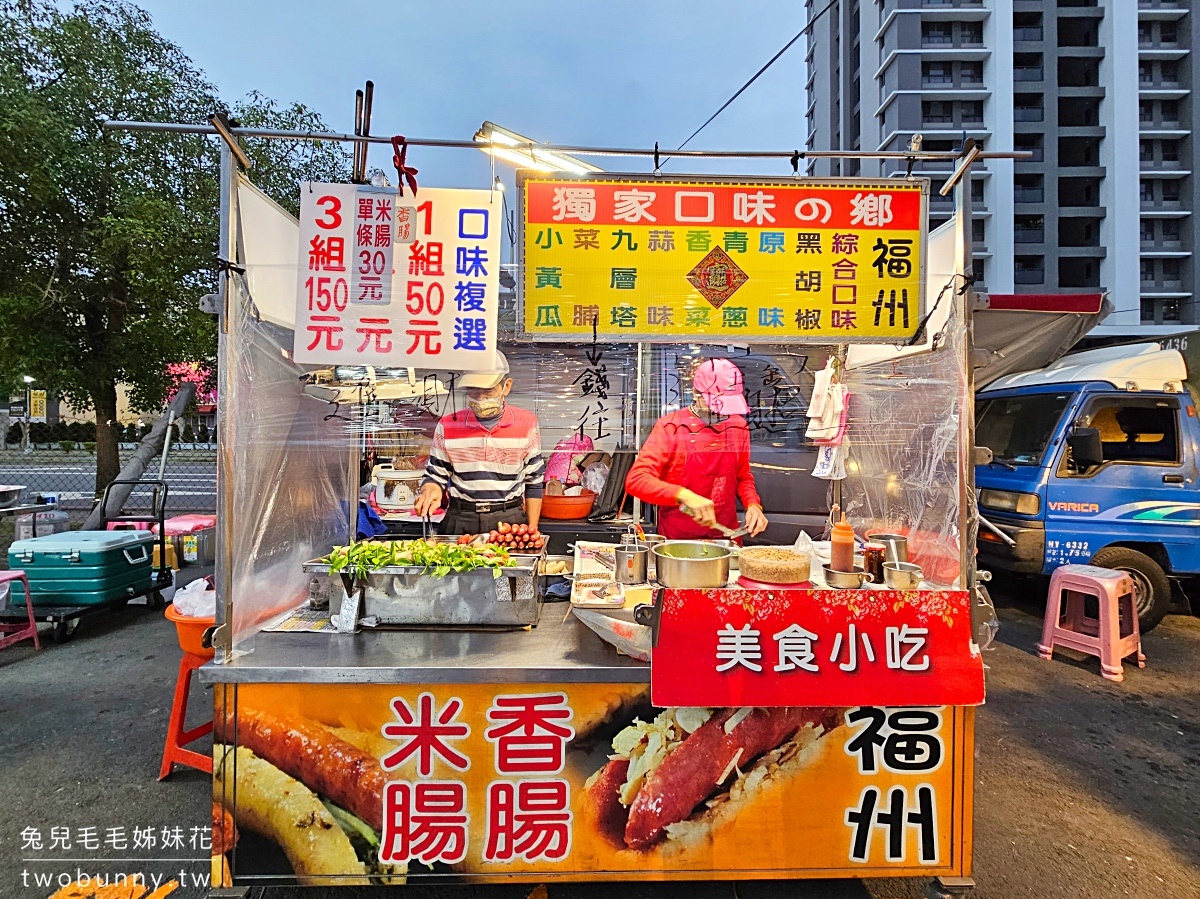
21, 376, 34, 455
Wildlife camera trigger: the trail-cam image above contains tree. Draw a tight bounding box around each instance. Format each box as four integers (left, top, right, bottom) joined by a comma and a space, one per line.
0, 2, 349, 497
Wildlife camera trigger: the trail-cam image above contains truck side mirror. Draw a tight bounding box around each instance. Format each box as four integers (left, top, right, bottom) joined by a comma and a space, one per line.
1068, 427, 1103, 468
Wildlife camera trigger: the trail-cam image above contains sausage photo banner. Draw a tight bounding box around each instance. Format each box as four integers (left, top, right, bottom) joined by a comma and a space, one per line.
519, 174, 928, 343
215, 683, 973, 884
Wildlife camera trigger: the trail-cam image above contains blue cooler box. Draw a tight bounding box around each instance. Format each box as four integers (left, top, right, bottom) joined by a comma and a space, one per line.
7, 531, 155, 606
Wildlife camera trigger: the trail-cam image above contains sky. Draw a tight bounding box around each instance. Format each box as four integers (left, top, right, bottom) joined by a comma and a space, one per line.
133, 0, 810, 190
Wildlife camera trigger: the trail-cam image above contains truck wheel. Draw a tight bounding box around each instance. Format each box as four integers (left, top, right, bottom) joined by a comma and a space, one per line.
1088, 547, 1171, 633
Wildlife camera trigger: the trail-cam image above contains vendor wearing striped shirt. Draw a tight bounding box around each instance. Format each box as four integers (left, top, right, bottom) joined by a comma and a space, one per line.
414, 352, 546, 535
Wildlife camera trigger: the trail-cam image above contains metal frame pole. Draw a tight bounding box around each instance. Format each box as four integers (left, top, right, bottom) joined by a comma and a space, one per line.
213, 142, 238, 659
102, 120, 1030, 164
954, 170, 977, 594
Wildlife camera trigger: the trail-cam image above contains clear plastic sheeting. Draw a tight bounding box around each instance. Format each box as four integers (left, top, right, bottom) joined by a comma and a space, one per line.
218, 172, 976, 652
839, 300, 972, 588
218, 183, 351, 657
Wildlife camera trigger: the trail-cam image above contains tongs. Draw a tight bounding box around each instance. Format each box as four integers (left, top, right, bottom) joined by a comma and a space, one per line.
678, 504, 750, 540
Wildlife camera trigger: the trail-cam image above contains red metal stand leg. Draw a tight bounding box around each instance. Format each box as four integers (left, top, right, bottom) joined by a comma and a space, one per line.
159, 652, 214, 780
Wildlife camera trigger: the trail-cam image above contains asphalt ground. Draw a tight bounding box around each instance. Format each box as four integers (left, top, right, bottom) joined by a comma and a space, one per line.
0, 575, 1197, 899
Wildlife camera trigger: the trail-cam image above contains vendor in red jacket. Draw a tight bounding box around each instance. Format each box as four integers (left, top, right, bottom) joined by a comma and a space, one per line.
626, 358, 768, 540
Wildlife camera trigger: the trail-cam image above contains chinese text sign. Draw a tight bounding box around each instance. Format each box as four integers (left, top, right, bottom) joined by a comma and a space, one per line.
651, 588, 985, 708
294, 184, 501, 370
520, 175, 927, 343
228, 683, 973, 880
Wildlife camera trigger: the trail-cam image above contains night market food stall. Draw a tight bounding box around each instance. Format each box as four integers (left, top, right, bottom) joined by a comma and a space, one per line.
107, 118, 1021, 898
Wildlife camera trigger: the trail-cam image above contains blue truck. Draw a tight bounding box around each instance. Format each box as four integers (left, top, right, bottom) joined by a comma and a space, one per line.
974, 341, 1200, 631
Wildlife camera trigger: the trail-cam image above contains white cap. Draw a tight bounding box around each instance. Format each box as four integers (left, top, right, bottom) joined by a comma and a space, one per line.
459, 351, 511, 389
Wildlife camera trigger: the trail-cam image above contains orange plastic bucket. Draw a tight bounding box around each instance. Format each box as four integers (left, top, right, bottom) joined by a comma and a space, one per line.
165, 603, 215, 660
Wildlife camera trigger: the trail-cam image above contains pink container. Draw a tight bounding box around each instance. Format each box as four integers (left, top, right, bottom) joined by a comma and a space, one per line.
154, 514, 217, 536
107, 521, 151, 531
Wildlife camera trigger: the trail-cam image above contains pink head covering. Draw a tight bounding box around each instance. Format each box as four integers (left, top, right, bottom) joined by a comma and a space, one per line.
692, 359, 749, 416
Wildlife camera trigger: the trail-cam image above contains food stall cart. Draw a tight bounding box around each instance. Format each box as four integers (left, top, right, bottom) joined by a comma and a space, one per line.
103, 118, 1018, 898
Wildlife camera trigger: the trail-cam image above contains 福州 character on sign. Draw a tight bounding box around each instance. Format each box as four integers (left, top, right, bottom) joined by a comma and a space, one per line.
843, 707, 943, 865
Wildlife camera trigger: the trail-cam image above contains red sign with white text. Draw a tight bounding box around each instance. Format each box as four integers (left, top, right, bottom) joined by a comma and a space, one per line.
651, 588, 985, 708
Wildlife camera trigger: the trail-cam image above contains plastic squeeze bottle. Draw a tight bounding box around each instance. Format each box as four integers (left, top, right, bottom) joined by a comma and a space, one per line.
830, 510, 856, 573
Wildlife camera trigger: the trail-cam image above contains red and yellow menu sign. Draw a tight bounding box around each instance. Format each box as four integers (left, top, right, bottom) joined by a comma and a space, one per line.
215, 683, 973, 886
519, 174, 927, 342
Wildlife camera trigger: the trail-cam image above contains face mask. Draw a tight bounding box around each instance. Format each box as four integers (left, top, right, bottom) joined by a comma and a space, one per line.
469, 398, 505, 420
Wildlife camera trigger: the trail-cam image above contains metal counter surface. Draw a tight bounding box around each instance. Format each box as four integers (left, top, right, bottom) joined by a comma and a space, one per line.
199, 611, 648, 684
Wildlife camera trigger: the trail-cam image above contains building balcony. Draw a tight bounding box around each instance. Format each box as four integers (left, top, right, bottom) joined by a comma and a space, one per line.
1015, 229, 1045, 244
1139, 0, 1187, 13
1014, 67, 1044, 82
1139, 86, 1191, 101
1140, 162, 1190, 176
1138, 3, 1188, 22
1014, 27, 1044, 42
1015, 188, 1046, 204
1015, 269, 1047, 286
1139, 245, 1190, 257
1142, 198, 1187, 211
1139, 206, 1192, 219
1138, 46, 1191, 61
1057, 246, 1107, 258
1139, 121, 1190, 136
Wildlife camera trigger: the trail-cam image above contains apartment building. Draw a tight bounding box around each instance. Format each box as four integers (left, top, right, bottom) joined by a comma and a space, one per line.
805, 0, 1194, 336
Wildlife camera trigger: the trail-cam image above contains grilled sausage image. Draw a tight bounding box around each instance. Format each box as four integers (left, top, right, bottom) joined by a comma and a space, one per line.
583, 706, 843, 851
215, 708, 386, 832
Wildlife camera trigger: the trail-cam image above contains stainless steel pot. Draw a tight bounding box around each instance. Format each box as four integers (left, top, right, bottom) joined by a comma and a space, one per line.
883, 561, 923, 590
822, 564, 876, 589
652, 541, 732, 588
868, 533, 908, 564
637, 535, 665, 579
614, 542, 649, 585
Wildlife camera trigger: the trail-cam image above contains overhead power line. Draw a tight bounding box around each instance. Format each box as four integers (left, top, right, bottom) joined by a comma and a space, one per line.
671, 0, 840, 156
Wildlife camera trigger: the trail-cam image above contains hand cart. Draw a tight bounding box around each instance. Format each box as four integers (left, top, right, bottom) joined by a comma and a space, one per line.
0, 480, 175, 643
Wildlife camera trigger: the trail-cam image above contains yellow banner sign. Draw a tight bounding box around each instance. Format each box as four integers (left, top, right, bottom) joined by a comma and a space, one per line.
520, 174, 927, 343
29, 389, 47, 424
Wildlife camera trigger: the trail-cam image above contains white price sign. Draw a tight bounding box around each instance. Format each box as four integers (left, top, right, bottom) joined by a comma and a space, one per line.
294, 184, 501, 370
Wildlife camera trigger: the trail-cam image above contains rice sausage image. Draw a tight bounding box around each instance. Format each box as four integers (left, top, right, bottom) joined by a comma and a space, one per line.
582, 706, 843, 851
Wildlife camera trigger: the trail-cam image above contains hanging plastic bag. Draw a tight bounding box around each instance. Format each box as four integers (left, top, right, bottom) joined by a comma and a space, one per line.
580, 461, 610, 495
812, 443, 848, 480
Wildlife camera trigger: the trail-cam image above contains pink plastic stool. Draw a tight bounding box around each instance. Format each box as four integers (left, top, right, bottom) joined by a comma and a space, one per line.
0, 570, 41, 652
1037, 564, 1145, 682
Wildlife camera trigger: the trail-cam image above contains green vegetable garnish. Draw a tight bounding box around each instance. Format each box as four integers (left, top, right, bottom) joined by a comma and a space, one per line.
323, 539, 516, 580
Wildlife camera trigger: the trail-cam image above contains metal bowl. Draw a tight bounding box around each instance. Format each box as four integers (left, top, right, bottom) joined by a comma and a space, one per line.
652, 541, 733, 588
0, 485, 26, 509
822, 564, 875, 590
883, 562, 924, 590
